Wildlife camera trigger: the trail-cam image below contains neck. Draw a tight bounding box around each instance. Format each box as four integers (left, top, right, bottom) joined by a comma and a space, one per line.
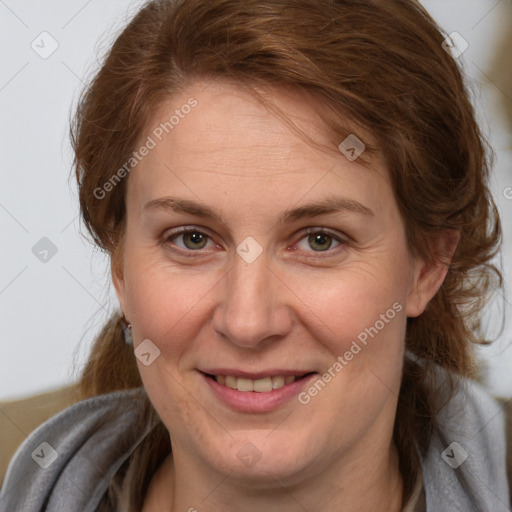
144, 440, 404, 512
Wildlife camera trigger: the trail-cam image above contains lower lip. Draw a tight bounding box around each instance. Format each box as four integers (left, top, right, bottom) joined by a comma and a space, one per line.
202, 372, 317, 413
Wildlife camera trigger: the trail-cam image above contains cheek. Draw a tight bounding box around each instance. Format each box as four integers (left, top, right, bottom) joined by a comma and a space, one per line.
122, 244, 410, 356
122, 251, 222, 355
293, 272, 407, 442
286, 260, 409, 355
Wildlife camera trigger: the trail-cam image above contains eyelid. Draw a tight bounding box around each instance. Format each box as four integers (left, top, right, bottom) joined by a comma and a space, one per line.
289, 227, 349, 257
163, 226, 218, 252
295, 226, 349, 242
162, 225, 349, 257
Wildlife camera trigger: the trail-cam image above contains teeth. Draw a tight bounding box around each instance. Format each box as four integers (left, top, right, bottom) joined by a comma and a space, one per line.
272, 376, 285, 389
225, 375, 237, 389
214, 374, 297, 392
254, 377, 272, 392
237, 378, 254, 392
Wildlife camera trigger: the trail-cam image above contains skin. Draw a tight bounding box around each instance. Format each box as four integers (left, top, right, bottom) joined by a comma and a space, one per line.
113, 79, 452, 512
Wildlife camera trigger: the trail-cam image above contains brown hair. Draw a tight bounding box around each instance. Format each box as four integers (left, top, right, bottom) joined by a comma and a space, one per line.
72, 0, 503, 508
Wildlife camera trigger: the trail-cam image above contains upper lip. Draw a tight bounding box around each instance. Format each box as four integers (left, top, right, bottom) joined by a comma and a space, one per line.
200, 369, 315, 379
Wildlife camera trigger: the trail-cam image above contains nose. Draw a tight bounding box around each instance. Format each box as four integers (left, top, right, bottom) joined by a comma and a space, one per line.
211, 250, 293, 349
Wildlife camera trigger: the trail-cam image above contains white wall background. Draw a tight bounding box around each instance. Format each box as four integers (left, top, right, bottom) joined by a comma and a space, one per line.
0, 0, 511, 401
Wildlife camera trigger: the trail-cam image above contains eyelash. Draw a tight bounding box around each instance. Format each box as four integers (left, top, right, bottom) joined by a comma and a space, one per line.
161, 226, 349, 259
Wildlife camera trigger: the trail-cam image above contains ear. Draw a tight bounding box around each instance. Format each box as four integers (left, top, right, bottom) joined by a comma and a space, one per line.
405, 229, 460, 318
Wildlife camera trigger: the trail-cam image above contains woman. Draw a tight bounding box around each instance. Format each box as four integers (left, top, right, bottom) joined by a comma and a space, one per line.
0, 0, 509, 511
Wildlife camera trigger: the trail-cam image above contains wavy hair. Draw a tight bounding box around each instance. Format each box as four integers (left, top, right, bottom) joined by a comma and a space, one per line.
72, 0, 503, 509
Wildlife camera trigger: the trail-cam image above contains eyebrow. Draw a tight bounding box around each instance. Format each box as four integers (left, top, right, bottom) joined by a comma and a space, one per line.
142, 195, 374, 223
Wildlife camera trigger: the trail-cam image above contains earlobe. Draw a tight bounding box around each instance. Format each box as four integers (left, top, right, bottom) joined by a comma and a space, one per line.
405, 229, 460, 318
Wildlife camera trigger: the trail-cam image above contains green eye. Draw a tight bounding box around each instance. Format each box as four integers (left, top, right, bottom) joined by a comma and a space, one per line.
164, 228, 214, 252
163, 226, 347, 260
306, 233, 337, 252
181, 231, 209, 250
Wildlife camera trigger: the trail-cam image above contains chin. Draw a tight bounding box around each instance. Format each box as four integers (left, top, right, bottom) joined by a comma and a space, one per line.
207, 437, 314, 487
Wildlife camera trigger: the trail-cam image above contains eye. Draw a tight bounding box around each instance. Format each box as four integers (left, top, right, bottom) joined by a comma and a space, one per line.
162, 226, 348, 258
292, 229, 346, 255
163, 228, 216, 253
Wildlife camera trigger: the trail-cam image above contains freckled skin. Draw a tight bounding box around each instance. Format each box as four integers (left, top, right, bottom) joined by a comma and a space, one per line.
114, 79, 446, 512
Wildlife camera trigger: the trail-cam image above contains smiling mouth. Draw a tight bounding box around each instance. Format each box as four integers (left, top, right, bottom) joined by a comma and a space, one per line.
203, 373, 315, 392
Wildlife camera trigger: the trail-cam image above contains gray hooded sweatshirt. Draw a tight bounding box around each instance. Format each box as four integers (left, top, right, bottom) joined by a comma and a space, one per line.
0, 370, 510, 511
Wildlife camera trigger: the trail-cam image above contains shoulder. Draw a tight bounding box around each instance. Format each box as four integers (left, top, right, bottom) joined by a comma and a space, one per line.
421, 369, 511, 512
0, 387, 151, 512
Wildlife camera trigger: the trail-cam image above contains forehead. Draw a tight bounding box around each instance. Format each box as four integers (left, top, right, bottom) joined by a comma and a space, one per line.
127, 79, 391, 217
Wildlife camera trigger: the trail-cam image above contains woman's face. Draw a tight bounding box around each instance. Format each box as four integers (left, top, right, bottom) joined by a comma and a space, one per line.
114, 79, 434, 489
